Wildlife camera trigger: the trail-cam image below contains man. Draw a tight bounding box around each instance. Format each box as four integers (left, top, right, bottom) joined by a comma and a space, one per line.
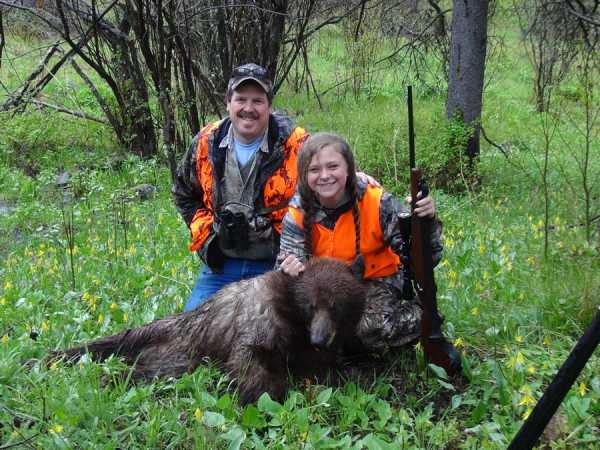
173, 63, 377, 311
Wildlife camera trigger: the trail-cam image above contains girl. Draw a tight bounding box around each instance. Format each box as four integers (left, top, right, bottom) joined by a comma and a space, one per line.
277, 132, 444, 351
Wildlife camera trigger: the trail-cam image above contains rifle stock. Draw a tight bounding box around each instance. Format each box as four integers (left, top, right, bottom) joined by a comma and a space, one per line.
407, 86, 461, 377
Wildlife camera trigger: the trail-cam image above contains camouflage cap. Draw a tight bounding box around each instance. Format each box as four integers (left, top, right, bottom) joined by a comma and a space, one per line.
227, 63, 273, 99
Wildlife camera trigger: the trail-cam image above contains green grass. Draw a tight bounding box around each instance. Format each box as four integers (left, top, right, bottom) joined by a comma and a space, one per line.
1, 13, 599, 450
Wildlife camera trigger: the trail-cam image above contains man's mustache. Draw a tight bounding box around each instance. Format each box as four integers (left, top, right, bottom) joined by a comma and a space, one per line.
237, 112, 259, 120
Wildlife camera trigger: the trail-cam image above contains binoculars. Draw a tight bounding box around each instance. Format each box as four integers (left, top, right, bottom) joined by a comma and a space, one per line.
218, 210, 249, 251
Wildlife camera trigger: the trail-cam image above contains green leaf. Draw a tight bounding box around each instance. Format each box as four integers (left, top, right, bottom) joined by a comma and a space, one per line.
292, 407, 309, 431
241, 405, 265, 429
469, 399, 488, 425
461, 353, 473, 381
217, 393, 233, 412
451, 394, 462, 410
257, 393, 282, 415
437, 379, 456, 391
316, 387, 332, 405
428, 363, 449, 380
222, 427, 246, 450
357, 433, 394, 450
202, 411, 225, 427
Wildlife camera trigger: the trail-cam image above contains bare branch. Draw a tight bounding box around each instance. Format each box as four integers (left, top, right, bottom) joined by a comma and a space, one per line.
566, 4, 600, 27
1, 41, 62, 111
0, 8, 5, 70
70, 59, 119, 130
29, 98, 108, 124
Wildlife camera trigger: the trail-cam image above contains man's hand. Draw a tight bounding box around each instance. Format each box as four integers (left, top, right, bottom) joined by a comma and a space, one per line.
279, 254, 306, 277
406, 191, 436, 218
356, 172, 381, 188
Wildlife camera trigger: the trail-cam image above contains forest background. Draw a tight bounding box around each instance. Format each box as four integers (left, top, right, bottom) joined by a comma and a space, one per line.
0, 1, 599, 448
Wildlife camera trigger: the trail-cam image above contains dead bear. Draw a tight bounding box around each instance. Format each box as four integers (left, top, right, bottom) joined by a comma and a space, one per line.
51, 257, 367, 405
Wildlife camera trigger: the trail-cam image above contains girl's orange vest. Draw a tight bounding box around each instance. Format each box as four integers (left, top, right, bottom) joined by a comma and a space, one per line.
288, 185, 401, 280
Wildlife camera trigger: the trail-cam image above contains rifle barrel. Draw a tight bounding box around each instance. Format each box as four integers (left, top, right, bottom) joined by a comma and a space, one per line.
407, 85, 415, 170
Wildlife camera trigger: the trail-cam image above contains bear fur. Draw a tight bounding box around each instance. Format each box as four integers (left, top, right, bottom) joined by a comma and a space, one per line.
52, 258, 367, 405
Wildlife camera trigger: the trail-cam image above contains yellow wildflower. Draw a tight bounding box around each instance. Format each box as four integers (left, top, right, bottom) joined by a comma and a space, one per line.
194, 408, 203, 422
507, 351, 525, 370
49, 424, 64, 434
478, 242, 486, 254
518, 388, 535, 407
1, 335, 8, 345
543, 336, 551, 346
471, 307, 480, 316
483, 271, 490, 280
123, 313, 129, 323
4, 281, 13, 290
527, 366, 535, 375
41, 321, 49, 332
515, 335, 523, 344
578, 382, 588, 397
97, 314, 104, 324
110, 302, 118, 311
454, 337, 465, 348
0, 297, 6, 306
83, 292, 90, 301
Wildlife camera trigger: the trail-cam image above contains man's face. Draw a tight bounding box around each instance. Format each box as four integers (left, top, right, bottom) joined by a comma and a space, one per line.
226, 82, 272, 144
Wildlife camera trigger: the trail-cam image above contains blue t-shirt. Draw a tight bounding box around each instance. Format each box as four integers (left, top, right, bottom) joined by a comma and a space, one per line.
233, 137, 262, 166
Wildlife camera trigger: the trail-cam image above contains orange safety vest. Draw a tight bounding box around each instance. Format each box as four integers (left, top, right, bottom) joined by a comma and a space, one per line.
288, 185, 401, 279
189, 120, 307, 252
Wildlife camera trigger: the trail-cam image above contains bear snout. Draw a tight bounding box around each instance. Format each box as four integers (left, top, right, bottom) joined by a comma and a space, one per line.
310, 309, 337, 349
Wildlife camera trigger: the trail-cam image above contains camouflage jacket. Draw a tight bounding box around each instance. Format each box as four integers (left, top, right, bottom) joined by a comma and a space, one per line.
277, 180, 444, 294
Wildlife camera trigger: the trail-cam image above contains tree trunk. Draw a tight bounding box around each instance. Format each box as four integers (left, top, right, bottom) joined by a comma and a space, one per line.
446, 0, 489, 160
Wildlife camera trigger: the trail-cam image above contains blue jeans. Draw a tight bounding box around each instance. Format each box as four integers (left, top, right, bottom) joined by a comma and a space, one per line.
184, 258, 275, 312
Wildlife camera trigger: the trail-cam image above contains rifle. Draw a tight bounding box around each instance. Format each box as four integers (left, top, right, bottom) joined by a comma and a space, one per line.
407, 85, 462, 377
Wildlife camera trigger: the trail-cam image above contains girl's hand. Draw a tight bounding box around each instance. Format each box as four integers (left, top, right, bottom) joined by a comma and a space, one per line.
406, 192, 436, 218
279, 255, 306, 277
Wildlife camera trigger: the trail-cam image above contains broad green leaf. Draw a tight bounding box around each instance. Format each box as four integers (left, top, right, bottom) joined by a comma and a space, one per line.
222, 427, 246, 450
241, 404, 265, 429
428, 363, 449, 380
316, 387, 332, 405
257, 393, 282, 415
202, 411, 225, 427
